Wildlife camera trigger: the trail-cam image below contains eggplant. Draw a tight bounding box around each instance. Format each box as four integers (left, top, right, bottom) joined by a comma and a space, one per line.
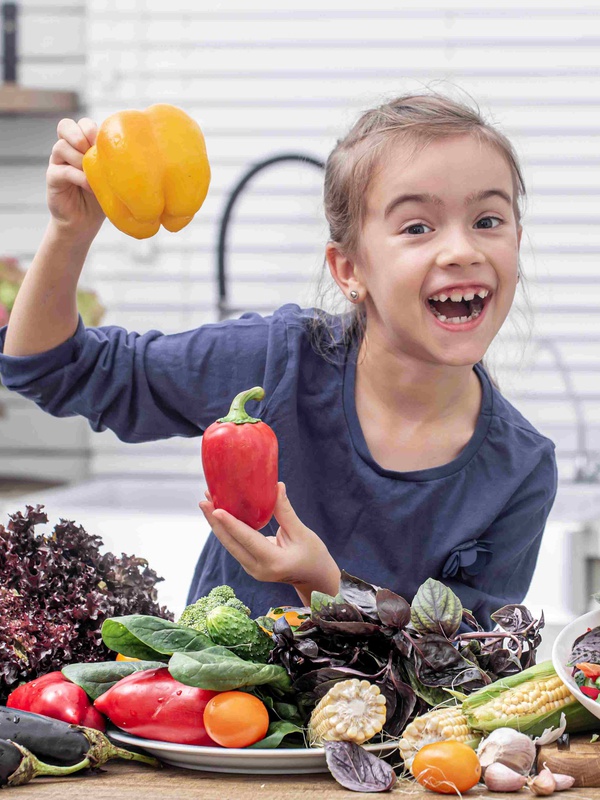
0, 738, 90, 787
0, 707, 159, 769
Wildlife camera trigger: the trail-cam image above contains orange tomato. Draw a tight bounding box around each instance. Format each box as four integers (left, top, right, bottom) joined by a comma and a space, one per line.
203, 692, 269, 748
411, 741, 481, 795
116, 653, 140, 662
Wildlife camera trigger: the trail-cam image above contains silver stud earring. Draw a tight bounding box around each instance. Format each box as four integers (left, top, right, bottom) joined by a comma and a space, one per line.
349, 290, 359, 301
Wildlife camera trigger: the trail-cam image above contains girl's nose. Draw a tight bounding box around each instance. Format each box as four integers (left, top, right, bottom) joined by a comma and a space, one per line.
434, 228, 485, 269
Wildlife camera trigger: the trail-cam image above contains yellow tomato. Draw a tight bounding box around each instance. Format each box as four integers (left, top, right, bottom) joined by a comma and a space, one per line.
203, 692, 269, 748
411, 741, 481, 795
116, 653, 140, 662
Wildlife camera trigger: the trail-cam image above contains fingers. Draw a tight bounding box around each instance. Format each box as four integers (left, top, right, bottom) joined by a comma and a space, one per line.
47, 163, 92, 193
272, 482, 305, 541
56, 117, 97, 154
199, 500, 277, 579
49, 138, 85, 169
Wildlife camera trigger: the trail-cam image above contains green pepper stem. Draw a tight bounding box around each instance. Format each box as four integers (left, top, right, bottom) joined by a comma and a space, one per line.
217, 386, 265, 425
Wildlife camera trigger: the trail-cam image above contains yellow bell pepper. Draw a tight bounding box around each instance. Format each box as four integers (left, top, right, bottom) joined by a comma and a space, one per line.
82, 103, 210, 239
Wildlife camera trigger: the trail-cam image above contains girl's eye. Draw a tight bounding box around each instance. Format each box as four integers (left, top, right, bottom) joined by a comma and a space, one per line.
475, 216, 502, 229
402, 223, 433, 235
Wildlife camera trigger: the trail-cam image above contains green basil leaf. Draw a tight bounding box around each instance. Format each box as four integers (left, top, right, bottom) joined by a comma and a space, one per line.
410, 578, 463, 638
102, 615, 213, 660
169, 647, 292, 692
248, 721, 305, 749
310, 591, 336, 614
62, 660, 165, 700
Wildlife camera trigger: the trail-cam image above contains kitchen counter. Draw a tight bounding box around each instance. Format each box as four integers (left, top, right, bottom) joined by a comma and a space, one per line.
12, 761, 600, 799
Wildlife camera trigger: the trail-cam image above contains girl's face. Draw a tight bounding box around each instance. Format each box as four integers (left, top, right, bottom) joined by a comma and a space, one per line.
354, 134, 522, 367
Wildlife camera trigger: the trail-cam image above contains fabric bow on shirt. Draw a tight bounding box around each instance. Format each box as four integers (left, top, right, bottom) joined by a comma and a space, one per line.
441, 538, 493, 579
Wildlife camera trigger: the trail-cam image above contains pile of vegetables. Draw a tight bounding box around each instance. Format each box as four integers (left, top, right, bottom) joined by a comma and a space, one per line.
0, 505, 172, 704
1, 502, 596, 791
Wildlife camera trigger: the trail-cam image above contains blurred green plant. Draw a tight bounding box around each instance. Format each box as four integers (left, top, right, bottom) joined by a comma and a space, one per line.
0, 256, 105, 329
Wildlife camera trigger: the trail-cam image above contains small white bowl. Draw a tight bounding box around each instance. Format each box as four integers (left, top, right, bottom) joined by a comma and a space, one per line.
552, 608, 600, 721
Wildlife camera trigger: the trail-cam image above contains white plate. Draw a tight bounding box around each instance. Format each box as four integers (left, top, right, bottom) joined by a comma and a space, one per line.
108, 728, 399, 774
552, 608, 600, 721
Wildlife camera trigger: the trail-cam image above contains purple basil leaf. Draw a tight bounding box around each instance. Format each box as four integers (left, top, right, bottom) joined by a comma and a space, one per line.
411, 633, 490, 690
380, 671, 416, 736
569, 626, 600, 666
339, 571, 379, 619
461, 607, 481, 631
324, 741, 397, 793
490, 604, 534, 633
410, 578, 463, 638
392, 631, 412, 658
315, 620, 381, 637
315, 602, 364, 624
376, 589, 410, 630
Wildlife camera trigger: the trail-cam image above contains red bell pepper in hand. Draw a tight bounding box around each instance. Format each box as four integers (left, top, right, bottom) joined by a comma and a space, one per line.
94, 667, 219, 746
201, 386, 279, 530
7, 671, 106, 731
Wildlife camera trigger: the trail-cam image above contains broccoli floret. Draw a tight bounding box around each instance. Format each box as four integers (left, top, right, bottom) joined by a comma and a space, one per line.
178, 585, 250, 634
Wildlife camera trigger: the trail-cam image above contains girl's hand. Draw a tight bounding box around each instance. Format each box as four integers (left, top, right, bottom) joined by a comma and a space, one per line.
199, 482, 341, 606
47, 118, 105, 238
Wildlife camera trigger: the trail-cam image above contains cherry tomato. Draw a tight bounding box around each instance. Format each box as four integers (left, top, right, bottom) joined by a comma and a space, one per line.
412, 741, 481, 795
203, 691, 269, 748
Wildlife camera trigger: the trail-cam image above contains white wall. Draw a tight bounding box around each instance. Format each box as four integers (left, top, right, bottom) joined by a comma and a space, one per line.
1, 2, 600, 627
75, 1, 600, 483
0, 0, 91, 481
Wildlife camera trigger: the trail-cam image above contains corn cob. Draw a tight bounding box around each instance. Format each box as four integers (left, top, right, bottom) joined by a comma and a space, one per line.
398, 705, 482, 769
308, 679, 387, 746
462, 660, 599, 736
398, 660, 599, 769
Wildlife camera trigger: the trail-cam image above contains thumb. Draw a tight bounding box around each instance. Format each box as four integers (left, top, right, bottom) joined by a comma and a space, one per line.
273, 482, 304, 536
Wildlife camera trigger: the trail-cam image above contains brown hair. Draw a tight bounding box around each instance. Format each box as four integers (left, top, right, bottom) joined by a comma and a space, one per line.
310, 89, 531, 382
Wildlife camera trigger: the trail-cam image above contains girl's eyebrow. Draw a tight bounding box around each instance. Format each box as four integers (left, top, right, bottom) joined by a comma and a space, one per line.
384, 188, 512, 219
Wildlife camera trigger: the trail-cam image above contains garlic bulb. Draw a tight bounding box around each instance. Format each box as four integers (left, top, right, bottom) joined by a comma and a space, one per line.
484, 762, 528, 792
477, 727, 536, 775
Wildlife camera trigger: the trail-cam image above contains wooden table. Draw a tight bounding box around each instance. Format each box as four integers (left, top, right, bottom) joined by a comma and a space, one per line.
12, 761, 600, 799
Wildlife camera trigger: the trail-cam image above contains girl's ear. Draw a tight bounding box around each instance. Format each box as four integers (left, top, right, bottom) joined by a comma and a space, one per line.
325, 242, 363, 300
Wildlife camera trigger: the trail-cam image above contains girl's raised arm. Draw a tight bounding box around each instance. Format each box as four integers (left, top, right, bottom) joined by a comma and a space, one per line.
4, 118, 105, 357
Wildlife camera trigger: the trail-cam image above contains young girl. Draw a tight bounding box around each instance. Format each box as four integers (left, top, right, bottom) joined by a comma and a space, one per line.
0, 93, 557, 630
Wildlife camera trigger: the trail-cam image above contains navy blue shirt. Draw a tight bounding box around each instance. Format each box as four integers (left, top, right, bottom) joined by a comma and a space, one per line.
0, 304, 557, 629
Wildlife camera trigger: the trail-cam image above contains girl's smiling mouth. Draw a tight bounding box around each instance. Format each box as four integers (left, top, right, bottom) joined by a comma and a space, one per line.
426, 286, 493, 330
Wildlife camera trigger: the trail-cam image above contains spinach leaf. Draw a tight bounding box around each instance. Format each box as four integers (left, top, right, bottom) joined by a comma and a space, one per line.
169, 647, 292, 692
62, 660, 165, 700
101, 615, 212, 660
248, 721, 305, 749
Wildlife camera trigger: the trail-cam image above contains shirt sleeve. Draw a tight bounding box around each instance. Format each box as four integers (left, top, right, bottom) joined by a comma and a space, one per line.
0, 311, 289, 443
444, 439, 558, 632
